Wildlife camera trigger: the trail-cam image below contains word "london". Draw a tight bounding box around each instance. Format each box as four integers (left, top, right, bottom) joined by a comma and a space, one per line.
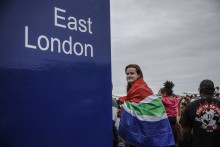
25, 7, 94, 57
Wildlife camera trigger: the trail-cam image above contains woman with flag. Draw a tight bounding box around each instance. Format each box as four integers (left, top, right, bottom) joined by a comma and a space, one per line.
117, 64, 175, 147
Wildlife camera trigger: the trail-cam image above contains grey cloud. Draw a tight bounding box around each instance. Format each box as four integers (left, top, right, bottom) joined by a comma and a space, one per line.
111, 0, 220, 95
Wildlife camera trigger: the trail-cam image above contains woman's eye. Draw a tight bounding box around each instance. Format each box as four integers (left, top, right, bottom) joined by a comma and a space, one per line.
126, 72, 134, 75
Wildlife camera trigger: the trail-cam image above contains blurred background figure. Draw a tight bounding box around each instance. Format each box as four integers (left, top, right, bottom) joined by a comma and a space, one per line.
215, 86, 219, 98
160, 81, 183, 147
181, 79, 220, 147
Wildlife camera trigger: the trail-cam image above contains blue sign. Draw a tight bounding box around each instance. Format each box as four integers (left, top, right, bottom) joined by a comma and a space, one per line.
0, 0, 112, 147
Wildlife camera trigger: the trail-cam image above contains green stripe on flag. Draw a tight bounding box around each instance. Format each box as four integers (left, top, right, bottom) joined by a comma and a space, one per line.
125, 98, 166, 116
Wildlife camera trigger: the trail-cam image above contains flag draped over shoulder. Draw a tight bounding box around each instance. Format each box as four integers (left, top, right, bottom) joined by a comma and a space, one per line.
118, 78, 175, 147
119, 95, 175, 147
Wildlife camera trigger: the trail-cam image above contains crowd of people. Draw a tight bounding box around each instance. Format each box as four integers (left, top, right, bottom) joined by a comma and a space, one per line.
113, 64, 220, 147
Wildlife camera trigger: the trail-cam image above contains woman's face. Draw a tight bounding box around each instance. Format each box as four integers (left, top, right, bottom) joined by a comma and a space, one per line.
161, 92, 167, 97
126, 67, 140, 84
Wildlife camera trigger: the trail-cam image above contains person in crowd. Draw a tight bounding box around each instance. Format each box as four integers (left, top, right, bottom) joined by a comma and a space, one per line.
215, 86, 219, 98
117, 64, 175, 147
181, 79, 220, 147
117, 64, 153, 104
117, 64, 154, 147
178, 95, 192, 124
112, 97, 119, 147
216, 93, 220, 99
160, 81, 183, 146
178, 100, 188, 124
215, 86, 219, 93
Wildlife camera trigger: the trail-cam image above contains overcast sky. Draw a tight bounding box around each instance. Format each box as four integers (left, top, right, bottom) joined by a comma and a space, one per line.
110, 0, 220, 96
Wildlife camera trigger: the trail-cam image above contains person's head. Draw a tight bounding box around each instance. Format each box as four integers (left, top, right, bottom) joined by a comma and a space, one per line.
199, 79, 215, 98
125, 64, 143, 92
216, 86, 219, 90
160, 81, 175, 97
158, 88, 163, 96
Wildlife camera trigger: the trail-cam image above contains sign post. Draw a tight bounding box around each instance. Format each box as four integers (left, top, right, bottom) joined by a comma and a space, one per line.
0, 0, 112, 146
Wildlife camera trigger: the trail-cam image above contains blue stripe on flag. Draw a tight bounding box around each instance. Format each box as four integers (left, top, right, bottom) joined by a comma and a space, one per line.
118, 108, 175, 147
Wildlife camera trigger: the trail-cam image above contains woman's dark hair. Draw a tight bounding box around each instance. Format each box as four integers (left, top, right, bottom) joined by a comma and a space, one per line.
125, 64, 143, 93
160, 81, 175, 96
